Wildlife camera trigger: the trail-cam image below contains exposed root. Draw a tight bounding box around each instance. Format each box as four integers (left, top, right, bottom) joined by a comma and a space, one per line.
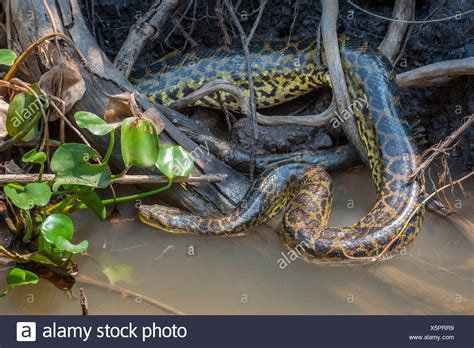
378, 0, 415, 63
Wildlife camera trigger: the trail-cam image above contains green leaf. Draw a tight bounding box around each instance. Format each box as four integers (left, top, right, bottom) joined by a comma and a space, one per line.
7, 268, 39, 287
29, 254, 58, 266
4, 183, 51, 209
54, 236, 88, 254
40, 213, 74, 244
121, 117, 159, 168
51, 143, 111, 191
156, 144, 194, 179
1, 268, 39, 297
74, 111, 121, 136
102, 264, 134, 286
0, 49, 17, 66
6, 92, 45, 140
77, 188, 106, 220
22, 149, 47, 164
39, 213, 88, 256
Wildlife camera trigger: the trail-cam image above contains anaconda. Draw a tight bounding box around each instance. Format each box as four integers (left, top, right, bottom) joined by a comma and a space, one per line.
131, 36, 425, 264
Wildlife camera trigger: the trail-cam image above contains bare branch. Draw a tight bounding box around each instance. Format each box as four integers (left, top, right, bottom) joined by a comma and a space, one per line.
411, 114, 473, 181
397, 57, 474, 89
223, 0, 268, 180
378, 0, 415, 63
113, 0, 182, 78
0, 174, 227, 185
320, 0, 368, 163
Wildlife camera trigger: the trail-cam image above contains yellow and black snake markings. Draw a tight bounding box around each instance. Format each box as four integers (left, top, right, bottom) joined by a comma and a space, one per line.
133, 37, 425, 265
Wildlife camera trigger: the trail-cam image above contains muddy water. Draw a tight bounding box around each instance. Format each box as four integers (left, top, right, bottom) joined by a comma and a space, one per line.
1, 166, 472, 315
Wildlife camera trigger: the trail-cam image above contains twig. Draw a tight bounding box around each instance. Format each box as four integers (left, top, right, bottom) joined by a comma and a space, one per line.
170, 79, 336, 126
0, 173, 227, 185
90, 0, 96, 38
378, 0, 415, 63
76, 274, 185, 315
183, 0, 198, 50
396, 57, 474, 89
41, 0, 64, 62
348, 0, 474, 24
163, 0, 194, 44
392, 0, 446, 68
215, 0, 231, 44
49, 96, 92, 147
223, 0, 268, 180
4, 32, 103, 96
114, 0, 182, 78
286, 0, 300, 48
411, 115, 473, 181
257, 100, 336, 126
170, 79, 249, 115
79, 288, 89, 315
320, 0, 368, 163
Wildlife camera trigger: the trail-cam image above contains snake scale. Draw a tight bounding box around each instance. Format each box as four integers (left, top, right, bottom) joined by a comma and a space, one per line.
131, 36, 425, 264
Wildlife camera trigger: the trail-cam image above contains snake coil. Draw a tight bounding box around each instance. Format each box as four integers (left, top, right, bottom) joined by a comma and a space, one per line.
132, 36, 425, 264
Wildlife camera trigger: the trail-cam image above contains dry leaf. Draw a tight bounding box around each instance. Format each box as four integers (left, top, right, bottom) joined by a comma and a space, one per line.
104, 92, 134, 123
143, 108, 165, 135
39, 62, 86, 121
0, 98, 8, 139
105, 92, 165, 134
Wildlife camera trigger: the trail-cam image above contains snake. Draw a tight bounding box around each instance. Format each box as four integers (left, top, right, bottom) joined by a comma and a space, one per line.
130, 35, 425, 264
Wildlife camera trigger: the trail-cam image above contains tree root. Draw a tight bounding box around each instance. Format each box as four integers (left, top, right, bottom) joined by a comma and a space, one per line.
397, 57, 474, 89
320, 0, 368, 164
378, 0, 415, 63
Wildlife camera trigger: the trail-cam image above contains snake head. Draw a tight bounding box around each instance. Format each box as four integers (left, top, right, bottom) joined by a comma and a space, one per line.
138, 204, 195, 234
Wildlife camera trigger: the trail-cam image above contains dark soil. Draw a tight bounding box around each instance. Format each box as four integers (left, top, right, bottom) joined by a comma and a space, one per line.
86, 0, 473, 169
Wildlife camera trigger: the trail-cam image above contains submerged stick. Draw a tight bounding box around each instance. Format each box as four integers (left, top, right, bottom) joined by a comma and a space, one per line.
371, 266, 474, 314
79, 288, 89, 315
76, 274, 185, 315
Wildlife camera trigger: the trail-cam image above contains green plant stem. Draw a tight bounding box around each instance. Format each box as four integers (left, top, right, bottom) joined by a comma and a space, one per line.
22, 210, 33, 243
111, 166, 130, 180
79, 179, 173, 208
38, 163, 45, 182
3, 183, 24, 191
46, 193, 78, 215
52, 190, 72, 197
103, 131, 115, 164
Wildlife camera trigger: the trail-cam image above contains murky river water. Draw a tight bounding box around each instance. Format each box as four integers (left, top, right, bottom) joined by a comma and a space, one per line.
1, 166, 472, 315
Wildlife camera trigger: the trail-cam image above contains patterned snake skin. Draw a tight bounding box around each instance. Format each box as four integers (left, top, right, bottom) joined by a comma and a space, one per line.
132, 36, 425, 264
